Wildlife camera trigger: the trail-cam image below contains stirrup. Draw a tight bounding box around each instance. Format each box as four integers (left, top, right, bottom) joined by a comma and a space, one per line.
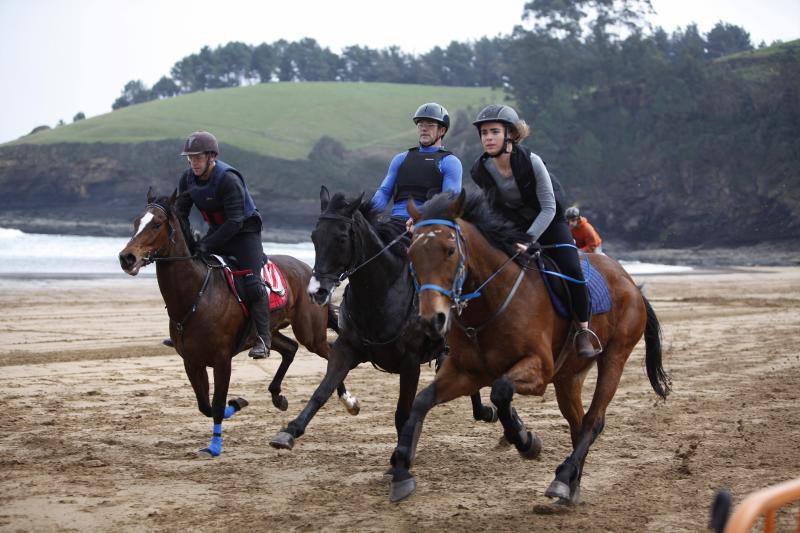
248, 335, 271, 359
573, 327, 602, 358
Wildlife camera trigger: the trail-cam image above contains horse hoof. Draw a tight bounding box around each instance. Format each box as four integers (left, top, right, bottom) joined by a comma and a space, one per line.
544, 479, 571, 502
569, 486, 581, 506
338, 392, 360, 416
228, 397, 249, 411
519, 432, 542, 460
196, 448, 217, 459
389, 475, 417, 503
272, 395, 289, 411
269, 431, 295, 450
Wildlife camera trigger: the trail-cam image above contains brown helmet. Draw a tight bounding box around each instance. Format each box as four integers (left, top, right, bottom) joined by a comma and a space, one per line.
180, 131, 218, 156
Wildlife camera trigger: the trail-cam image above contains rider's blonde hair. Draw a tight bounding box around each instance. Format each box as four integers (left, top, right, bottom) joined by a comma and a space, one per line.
509, 120, 531, 143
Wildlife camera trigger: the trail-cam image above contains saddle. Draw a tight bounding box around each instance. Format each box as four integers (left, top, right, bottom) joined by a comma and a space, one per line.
535, 252, 612, 319
210, 254, 288, 314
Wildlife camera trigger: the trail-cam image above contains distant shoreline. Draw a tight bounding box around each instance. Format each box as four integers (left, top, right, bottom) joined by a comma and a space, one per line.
1, 217, 798, 268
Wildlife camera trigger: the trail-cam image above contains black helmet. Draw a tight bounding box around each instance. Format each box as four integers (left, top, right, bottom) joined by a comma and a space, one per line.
180, 131, 219, 156
472, 104, 520, 128
565, 206, 580, 220
413, 102, 450, 130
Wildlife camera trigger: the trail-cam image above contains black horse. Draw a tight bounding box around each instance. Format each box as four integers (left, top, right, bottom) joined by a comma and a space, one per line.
269, 186, 496, 450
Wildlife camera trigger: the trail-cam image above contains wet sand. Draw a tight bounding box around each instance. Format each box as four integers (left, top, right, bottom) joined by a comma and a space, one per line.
0, 267, 798, 531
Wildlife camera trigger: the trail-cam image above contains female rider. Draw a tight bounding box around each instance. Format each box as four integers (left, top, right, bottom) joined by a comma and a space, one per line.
470, 105, 600, 358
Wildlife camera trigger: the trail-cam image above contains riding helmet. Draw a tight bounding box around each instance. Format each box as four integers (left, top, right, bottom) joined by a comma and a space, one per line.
180, 131, 219, 156
472, 104, 520, 128
413, 103, 450, 130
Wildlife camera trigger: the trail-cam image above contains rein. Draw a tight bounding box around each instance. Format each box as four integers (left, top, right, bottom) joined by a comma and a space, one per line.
312, 212, 409, 284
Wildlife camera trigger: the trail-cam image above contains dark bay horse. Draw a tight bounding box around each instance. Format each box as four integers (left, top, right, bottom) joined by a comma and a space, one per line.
269, 186, 497, 451
388, 190, 671, 503
118, 188, 357, 458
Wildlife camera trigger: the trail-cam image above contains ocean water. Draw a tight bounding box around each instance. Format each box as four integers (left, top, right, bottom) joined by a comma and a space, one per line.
0, 227, 691, 277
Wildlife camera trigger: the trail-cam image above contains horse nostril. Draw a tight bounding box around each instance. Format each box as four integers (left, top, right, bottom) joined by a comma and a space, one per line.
433, 312, 447, 333
119, 253, 134, 269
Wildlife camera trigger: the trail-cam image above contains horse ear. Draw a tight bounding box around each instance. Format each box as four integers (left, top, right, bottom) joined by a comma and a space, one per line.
407, 198, 421, 222
344, 191, 364, 216
146, 186, 156, 204
320, 185, 330, 212
168, 188, 178, 206
451, 189, 467, 218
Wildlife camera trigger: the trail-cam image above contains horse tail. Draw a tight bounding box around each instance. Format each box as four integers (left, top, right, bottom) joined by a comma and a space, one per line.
643, 295, 671, 400
327, 303, 341, 335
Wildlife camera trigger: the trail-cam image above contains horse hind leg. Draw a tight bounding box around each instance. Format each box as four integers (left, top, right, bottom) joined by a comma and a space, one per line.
267, 332, 298, 411
490, 376, 542, 460
546, 343, 627, 505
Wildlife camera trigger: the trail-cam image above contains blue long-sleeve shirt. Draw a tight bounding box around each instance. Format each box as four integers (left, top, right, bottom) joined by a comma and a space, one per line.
370, 145, 463, 218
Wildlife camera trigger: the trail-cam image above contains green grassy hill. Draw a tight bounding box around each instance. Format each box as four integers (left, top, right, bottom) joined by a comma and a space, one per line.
10, 82, 502, 160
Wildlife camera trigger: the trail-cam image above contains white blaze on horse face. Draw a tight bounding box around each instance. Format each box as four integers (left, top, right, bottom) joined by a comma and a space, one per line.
135, 212, 154, 237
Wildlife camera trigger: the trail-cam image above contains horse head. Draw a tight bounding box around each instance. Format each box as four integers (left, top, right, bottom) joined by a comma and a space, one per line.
118, 187, 182, 275
407, 189, 467, 338
308, 185, 365, 305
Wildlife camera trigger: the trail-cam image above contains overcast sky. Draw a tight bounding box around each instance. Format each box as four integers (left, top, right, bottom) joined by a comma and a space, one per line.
1, 0, 798, 143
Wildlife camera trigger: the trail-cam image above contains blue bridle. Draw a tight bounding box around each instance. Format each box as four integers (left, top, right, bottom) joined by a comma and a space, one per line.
409, 218, 483, 312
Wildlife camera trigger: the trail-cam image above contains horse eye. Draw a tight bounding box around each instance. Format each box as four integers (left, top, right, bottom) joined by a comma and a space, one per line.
152, 222, 161, 229
448, 247, 455, 257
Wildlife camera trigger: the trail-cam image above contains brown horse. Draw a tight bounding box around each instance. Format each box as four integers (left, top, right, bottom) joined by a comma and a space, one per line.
388, 190, 670, 503
118, 188, 358, 458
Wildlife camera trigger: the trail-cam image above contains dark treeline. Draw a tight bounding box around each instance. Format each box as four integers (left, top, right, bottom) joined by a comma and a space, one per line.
111, 37, 508, 109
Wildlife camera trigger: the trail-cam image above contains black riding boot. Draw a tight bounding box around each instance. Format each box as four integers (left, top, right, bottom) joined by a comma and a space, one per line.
246, 280, 272, 359
574, 327, 602, 358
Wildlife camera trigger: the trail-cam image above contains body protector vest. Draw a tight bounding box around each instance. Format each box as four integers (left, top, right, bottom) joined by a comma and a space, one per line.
393, 147, 451, 204
470, 143, 567, 230
187, 160, 258, 226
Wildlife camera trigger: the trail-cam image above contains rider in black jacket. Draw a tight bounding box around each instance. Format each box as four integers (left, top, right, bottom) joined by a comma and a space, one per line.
166, 131, 271, 359
470, 105, 601, 358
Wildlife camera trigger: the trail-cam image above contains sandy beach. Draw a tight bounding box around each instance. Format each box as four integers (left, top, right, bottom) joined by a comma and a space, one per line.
1, 267, 798, 531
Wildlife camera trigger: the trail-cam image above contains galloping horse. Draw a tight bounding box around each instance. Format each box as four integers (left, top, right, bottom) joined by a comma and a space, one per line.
269, 186, 497, 451
388, 190, 670, 503
118, 188, 357, 457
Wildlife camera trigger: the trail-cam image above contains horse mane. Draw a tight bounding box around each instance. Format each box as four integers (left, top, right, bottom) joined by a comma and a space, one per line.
420, 190, 529, 259
326, 192, 409, 258
153, 193, 197, 254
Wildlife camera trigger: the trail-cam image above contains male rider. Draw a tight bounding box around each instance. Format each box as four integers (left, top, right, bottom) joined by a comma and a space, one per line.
165, 131, 271, 359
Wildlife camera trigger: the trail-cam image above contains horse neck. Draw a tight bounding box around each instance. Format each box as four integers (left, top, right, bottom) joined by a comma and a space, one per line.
460, 221, 531, 301
155, 217, 209, 313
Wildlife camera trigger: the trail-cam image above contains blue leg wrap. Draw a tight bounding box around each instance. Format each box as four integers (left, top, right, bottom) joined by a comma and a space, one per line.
202, 423, 223, 457
223, 405, 235, 419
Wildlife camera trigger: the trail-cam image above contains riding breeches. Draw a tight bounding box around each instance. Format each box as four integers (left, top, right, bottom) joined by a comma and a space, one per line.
538, 221, 589, 323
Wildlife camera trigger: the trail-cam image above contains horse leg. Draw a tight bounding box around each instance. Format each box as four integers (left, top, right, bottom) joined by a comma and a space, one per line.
266, 332, 297, 411
490, 376, 542, 460
336, 381, 360, 415
197, 358, 242, 458
394, 366, 421, 438
546, 348, 626, 505
269, 342, 357, 450
389, 358, 478, 502
184, 360, 212, 418
471, 391, 498, 423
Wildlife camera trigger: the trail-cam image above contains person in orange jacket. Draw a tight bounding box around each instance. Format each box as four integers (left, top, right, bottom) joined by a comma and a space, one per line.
565, 206, 603, 253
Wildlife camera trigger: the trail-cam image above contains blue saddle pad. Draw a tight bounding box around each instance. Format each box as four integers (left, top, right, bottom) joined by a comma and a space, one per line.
541, 255, 612, 319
